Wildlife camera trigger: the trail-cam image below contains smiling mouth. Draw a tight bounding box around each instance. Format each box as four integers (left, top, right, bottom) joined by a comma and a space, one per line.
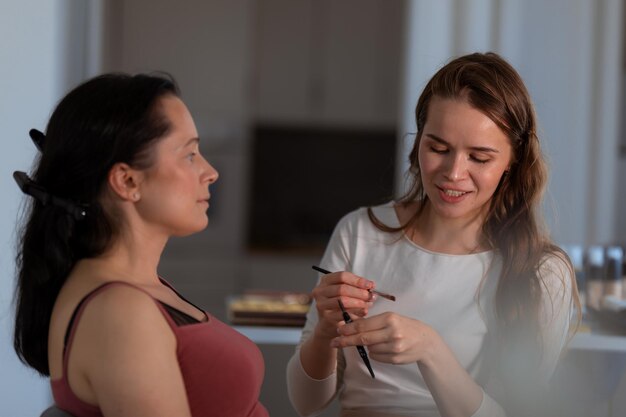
442, 189, 468, 197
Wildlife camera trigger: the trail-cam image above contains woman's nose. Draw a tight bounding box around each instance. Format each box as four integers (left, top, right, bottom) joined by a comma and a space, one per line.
201, 157, 219, 184
444, 155, 467, 181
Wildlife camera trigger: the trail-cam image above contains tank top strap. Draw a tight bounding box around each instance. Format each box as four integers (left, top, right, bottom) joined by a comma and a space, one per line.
62, 281, 178, 376
158, 276, 206, 315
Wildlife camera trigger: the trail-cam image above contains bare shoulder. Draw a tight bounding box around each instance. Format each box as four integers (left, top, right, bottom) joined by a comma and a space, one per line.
77, 283, 173, 342
82, 282, 157, 310
69, 283, 187, 414
70, 283, 177, 368
49, 280, 174, 378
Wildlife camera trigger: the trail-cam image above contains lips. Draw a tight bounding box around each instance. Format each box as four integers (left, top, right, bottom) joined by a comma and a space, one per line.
442, 189, 468, 197
436, 186, 471, 203
437, 185, 470, 196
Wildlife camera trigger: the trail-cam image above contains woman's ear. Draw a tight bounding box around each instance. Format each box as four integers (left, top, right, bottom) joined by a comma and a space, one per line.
108, 162, 143, 202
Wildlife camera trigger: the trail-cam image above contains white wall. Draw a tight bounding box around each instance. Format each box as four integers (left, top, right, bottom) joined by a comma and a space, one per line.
518, 0, 622, 246
0, 0, 92, 414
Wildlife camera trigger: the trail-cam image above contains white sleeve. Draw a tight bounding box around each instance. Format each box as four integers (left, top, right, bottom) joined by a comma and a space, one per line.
286, 347, 339, 416
286, 297, 339, 416
470, 389, 507, 417
286, 213, 356, 416
535, 254, 574, 380
474, 253, 574, 417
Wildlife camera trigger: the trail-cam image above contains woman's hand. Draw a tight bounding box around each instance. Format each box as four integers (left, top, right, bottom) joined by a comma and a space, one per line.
330, 312, 441, 365
311, 271, 375, 340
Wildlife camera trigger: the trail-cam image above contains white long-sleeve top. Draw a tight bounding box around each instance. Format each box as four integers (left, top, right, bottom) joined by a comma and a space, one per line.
286, 203, 573, 417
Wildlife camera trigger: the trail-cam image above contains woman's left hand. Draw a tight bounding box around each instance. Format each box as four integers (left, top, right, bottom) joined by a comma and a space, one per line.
332, 311, 486, 417
330, 312, 442, 365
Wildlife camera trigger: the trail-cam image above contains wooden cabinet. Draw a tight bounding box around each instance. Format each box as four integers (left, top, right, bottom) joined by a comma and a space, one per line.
251, 0, 405, 127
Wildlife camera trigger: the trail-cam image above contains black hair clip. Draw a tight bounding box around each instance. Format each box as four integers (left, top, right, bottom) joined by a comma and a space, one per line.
29, 129, 45, 152
13, 171, 87, 220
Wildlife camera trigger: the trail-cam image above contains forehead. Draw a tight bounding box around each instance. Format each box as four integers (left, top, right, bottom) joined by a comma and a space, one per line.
155, 95, 198, 148
424, 96, 511, 148
159, 95, 195, 129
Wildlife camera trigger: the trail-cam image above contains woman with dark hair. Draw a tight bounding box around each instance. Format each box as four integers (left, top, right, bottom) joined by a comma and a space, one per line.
13, 73, 268, 417
287, 52, 580, 416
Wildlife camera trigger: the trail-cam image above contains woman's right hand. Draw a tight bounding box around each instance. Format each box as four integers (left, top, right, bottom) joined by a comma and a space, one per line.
311, 271, 376, 340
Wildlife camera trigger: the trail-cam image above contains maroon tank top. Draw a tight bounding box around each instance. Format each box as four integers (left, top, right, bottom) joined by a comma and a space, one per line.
50, 281, 269, 417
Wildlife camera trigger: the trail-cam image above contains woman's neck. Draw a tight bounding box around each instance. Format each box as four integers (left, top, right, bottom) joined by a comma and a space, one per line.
397, 201, 488, 255
76, 233, 167, 286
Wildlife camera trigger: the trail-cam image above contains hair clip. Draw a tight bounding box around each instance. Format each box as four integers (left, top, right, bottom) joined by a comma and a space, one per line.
13, 171, 87, 220
13, 171, 49, 204
29, 129, 45, 152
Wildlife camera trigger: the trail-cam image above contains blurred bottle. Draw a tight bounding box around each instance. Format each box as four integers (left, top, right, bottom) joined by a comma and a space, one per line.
622, 245, 626, 300
604, 246, 623, 299
585, 245, 605, 311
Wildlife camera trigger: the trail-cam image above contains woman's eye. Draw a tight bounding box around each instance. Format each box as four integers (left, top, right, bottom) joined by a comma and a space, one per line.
470, 155, 489, 164
187, 152, 197, 161
430, 146, 447, 154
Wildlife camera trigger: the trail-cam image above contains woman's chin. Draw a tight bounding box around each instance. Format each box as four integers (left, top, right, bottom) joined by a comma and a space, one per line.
173, 219, 209, 238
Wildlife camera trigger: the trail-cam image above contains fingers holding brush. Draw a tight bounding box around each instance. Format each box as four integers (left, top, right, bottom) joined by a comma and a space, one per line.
310, 268, 375, 338
312, 268, 374, 307
333, 312, 439, 365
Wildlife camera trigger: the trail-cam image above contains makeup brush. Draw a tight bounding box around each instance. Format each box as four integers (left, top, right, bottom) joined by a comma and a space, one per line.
311, 266, 396, 301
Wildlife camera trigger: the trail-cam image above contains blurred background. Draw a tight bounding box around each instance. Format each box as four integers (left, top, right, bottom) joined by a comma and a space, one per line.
1, 0, 625, 416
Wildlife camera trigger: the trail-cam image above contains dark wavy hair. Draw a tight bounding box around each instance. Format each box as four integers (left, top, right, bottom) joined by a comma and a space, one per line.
14, 73, 179, 376
369, 52, 580, 363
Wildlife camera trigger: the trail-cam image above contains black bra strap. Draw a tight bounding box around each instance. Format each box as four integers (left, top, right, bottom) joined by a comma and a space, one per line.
63, 282, 120, 351
63, 280, 205, 352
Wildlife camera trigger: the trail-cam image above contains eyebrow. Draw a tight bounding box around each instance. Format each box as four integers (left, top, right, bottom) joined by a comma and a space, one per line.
177, 137, 200, 150
425, 133, 500, 153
